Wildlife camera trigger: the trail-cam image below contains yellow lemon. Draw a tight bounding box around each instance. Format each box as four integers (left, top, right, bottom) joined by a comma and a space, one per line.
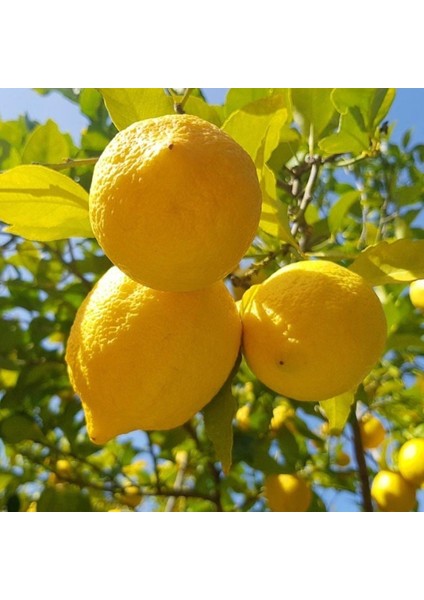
270, 401, 295, 432
359, 414, 385, 449
264, 474, 311, 512
89, 114, 262, 292
118, 485, 142, 508
335, 450, 350, 467
409, 280, 424, 310
241, 260, 387, 402
65, 267, 241, 444
235, 405, 251, 432
371, 470, 416, 512
56, 459, 73, 479
398, 438, 424, 487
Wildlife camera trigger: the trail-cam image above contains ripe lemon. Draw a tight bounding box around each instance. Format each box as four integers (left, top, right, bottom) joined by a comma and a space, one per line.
65, 267, 241, 444
240, 260, 387, 402
371, 470, 416, 512
264, 474, 311, 512
358, 414, 385, 449
89, 114, 262, 292
409, 280, 424, 310
398, 438, 424, 487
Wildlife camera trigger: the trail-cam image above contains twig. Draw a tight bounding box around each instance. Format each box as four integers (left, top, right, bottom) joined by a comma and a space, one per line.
350, 409, 373, 512
165, 451, 188, 512
32, 157, 99, 171
290, 159, 321, 239
174, 88, 194, 114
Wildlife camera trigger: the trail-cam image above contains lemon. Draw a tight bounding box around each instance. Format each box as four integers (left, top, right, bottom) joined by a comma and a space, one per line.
335, 450, 350, 467
241, 260, 387, 402
65, 267, 241, 444
264, 474, 311, 512
89, 114, 262, 292
56, 459, 73, 479
118, 485, 142, 509
235, 405, 251, 431
409, 280, 424, 310
398, 438, 424, 487
358, 414, 385, 449
371, 470, 416, 512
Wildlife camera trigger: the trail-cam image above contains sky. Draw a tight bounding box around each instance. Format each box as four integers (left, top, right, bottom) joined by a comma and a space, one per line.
0, 88, 423, 512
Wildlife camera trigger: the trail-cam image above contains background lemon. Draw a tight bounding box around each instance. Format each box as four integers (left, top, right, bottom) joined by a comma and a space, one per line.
264, 474, 311, 512
65, 267, 241, 444
241, 260, 387, 402
358, 414, 385, 449
409, 280, 424, 310
89, 114, 262, 292
398, 438, 424, 487
371, 470, 416, 512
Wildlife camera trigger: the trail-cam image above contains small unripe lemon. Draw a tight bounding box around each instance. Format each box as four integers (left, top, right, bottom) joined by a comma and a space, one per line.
398, 438, 424, 487
56, 459, 73, 479
264, 474, 311, 512
409, 280, 424, 310
359, 414, 385, 449
335, 450, 350, 467
371, 470, 416, 512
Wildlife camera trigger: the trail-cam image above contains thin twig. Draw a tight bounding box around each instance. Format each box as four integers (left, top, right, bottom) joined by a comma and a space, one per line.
174, 88, 194, 114
32, 157, 99, 171
350, 409, 373, 512
165, 451, 188, 512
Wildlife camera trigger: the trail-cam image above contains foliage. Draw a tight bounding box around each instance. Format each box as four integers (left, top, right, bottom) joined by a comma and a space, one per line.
0, 88, 424, 512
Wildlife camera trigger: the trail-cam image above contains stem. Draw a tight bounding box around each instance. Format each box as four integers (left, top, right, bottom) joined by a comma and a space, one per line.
32, 157, 99, 171
290, 159, 321, 239
165, 451, 188, 512
350, 409, 373, 512
174, 88, 194, 114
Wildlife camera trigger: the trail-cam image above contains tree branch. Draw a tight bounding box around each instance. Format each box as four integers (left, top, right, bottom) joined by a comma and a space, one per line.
350, 409, 373, 512
32, 157, 99, 171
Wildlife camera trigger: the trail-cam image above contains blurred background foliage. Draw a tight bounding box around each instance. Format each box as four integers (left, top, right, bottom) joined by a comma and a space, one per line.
0, 88, 424, 512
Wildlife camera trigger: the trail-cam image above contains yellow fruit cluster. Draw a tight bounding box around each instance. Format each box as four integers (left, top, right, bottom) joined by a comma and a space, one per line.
371, 438, 424, 512
66, 114, 388, 456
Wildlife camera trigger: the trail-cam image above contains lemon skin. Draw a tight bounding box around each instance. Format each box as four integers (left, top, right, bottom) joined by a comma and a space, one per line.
371, 470, 416, 512
398, 438, 424, 487
264, 474, 311, 512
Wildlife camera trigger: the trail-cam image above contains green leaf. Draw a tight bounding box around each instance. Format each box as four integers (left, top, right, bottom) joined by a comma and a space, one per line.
100, 88, 174, 130
21, 120, 70, 165
173, 95, 222, 126
331, 88, 395, 130
328, 190, 361, 234
291, 88, 335, 142
320, 392, 355, 435
0, 165, 92, 241
225, 88, 277, 116
37, 486, 92, 512
221, 94, 290, 162
0, 414, 44, 443
79, 88, 103, 120
349, 239, 424, 285
203, 356, 241, 474
319, 112, 370, 155
0, 472, 14, 492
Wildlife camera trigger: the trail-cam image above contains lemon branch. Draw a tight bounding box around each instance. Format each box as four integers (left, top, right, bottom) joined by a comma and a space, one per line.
32, 157, 99, 171
350, 407, 374, 512
173, 88, 194, 114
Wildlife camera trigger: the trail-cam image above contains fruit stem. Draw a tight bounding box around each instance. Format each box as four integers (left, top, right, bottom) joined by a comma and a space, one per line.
350, 408, 374, 512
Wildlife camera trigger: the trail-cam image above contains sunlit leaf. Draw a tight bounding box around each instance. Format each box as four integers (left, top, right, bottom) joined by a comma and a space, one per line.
173, 95, 222, 126
203, 356, 241, 474
21, 120, 71, 165
0, 165, 92, 240
349, 239, 424, 285
100, 88, 174, 130
291, 88, 335, 142
328, 190, 361, 234
331, 88, 395, 130
320, 392, 355, 435
319, 112, 370, 155
225, 88, 278, 117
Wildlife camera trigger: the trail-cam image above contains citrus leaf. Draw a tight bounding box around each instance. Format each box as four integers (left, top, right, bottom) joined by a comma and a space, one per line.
37, 487, 92, 512
173, 95, 222, 126
319, 112, 370, 155
0, 414, 45, 444
331, 88, 395, 131
328, 190, 361, 234
0, 472, 14, 492
203, 356, 241, 474
0, 165, 92, 241
320, 392, 355, 435
21, 119, 70, 165
100, 88, 174, 130
225, 88, 275, 116
221, 94, 290, 162
349, 239, 424, 285
291, 88, 335, 142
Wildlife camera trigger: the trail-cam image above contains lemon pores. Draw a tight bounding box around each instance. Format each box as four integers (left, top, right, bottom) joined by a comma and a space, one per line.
398, 438, 424, 487
65, 267, 242, 444
371, 470, 416, 512
89, 114, 262, 292
264, 474, 311, 512
241, 260, 387, 402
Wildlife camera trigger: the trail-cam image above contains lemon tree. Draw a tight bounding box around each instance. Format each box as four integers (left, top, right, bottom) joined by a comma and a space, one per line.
0, 88, 424, 512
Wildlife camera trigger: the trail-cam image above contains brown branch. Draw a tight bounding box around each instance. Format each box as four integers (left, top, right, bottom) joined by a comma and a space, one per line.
350, 409, 374, 512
